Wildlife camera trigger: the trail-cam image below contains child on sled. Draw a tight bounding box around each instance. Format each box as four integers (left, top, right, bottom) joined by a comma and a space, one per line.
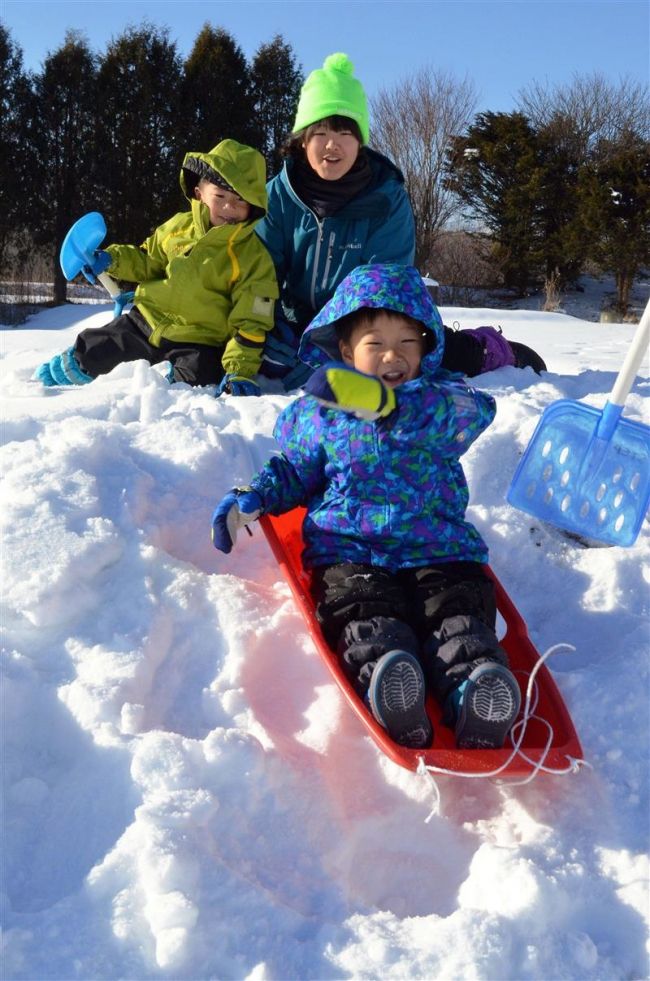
211, 263, 521, 749
35, 139, 278, 393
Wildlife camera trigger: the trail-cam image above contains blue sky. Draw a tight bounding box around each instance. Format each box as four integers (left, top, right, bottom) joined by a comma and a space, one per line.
3, 0, 649, 114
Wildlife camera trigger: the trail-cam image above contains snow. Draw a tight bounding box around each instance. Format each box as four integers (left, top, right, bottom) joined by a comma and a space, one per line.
1, 293, 649, 981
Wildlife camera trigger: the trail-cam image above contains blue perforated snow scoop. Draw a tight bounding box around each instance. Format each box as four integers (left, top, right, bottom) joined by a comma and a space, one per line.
60, 211, 133, 316
507, 297, 650, 547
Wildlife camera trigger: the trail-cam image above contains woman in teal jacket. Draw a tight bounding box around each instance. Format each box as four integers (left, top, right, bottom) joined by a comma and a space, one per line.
256, 54, 415, 389
256, 53, 546, 390
258, 141, 414, 346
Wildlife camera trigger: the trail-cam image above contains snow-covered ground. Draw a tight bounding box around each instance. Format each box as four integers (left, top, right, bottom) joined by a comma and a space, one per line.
1, 295, 649, 980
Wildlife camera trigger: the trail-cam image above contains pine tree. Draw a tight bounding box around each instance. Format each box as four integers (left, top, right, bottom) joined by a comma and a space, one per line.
181, 25, 255, 152
249, 35, 303, 176
94, 23, 184, 246
579, 135, 650, 313
31, 30, 97, 302
517, 73, 650, 292
0, 25, 35, 275
447, 112, 542, 294
531, 122, 590, 287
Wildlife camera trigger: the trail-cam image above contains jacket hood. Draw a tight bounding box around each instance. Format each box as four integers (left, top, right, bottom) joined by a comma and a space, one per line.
364, 146, 407, 186
180, 139, 268, 217
298, 263, 445, 371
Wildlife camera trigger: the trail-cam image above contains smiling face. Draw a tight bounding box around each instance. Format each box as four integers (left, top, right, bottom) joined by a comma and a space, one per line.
194, 180, 251, 227
339, 312, 427, 388
303, 121, 360, 181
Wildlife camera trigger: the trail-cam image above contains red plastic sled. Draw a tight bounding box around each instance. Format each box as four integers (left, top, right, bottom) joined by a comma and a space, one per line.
260, 510, 584, 779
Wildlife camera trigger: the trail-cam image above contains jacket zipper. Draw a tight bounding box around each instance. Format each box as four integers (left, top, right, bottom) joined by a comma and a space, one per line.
321, 232, 336, 290
310, 218, 324, 309
284, 168, 333, 310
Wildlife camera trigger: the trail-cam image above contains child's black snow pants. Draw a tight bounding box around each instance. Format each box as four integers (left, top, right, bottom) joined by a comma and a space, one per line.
311, 561, 509, 713
73, 306, 226, 387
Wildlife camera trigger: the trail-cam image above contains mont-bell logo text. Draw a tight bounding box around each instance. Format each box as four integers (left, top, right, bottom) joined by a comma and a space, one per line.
343, 242, 362, 250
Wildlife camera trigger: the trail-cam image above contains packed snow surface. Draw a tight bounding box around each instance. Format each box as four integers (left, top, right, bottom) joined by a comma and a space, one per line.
1, 298, 648, 980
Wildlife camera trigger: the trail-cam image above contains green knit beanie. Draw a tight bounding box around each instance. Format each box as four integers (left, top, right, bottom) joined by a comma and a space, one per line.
292, 53, 369, 145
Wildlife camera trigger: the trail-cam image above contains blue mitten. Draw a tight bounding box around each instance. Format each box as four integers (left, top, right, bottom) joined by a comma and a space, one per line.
33, 347, 93, 386
81, 249, 112, 285
260, 318, 300, 379
114, 290, 135, 316
304, 363, 396, 420
211, 487, 263, 553
217, 374, 261, 397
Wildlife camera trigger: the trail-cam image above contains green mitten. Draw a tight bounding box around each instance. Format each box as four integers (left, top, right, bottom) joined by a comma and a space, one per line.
304, 363, 396, 420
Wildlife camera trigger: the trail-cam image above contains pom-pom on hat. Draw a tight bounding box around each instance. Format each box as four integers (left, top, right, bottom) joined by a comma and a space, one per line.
292, 53, 370, 145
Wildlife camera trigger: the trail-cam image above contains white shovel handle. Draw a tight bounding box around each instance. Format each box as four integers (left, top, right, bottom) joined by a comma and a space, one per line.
97, 270, 122, 299
610, 296, 650, 407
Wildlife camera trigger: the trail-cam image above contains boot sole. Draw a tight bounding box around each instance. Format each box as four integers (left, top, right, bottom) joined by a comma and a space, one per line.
456, 663, 521, 749
369, 651, 433, 749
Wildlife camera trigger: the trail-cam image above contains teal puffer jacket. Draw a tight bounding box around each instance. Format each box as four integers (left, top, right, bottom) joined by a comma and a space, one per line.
255, 149, 415, 331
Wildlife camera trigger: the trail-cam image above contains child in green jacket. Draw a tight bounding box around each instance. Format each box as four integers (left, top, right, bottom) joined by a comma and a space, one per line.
35, 139, 279, 393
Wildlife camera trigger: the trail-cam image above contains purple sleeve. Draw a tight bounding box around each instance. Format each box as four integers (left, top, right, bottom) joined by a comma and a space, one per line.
249, 398, 328, 513
394, 370, 496, 456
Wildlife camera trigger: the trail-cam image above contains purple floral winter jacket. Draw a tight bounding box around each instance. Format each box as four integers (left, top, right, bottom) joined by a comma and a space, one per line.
250, 264, 496, 571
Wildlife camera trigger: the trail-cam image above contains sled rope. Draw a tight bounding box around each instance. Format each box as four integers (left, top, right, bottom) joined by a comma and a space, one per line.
419, 642, 591, 821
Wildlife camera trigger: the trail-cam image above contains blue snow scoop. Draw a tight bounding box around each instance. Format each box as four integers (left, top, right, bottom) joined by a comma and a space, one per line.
507, 297, 650, 548
60, 211, 133, 316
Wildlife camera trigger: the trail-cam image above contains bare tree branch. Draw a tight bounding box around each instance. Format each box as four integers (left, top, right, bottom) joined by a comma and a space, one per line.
518, 72, 650, 158
370, 67, 477, 267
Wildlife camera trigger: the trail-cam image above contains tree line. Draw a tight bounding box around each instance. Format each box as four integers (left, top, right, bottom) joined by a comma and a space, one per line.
3, 20, 649, 312
1, 21, 303, 301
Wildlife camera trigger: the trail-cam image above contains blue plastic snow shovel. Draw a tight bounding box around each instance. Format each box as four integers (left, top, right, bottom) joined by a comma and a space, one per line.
507, 297, 650, 547
60, 211, 133, 316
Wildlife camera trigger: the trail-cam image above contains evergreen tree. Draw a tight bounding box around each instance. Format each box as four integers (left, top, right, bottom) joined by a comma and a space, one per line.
519, 76, 650, 302
531, 121, 590, 286
447, 112, 542, 294
181, 25, 254, 152
0, 25, 35, 274
579, 135, 650, 313
94, 23, 184, 246
31, 30, 97, 302
249, 35, 303, 176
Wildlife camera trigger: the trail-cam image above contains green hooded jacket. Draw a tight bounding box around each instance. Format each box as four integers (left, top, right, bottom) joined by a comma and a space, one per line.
105, 140, 278, 378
